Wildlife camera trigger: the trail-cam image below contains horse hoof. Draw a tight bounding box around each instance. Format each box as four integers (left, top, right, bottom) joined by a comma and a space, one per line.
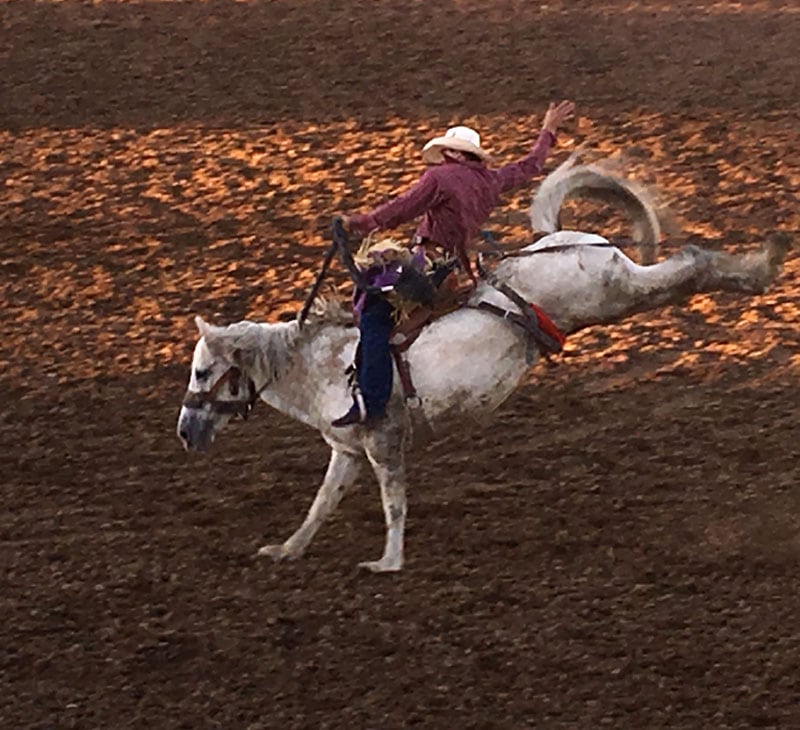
766, 232, 792, 268
257, 544, 293, 561
358, 559, 403, 573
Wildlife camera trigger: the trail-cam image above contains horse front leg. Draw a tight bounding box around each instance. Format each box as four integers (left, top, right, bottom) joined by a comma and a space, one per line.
359, 418, 409, 573
257, 448, 361, 562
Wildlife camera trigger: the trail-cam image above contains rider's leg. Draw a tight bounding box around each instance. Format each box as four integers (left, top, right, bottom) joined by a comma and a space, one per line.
332, 292, 395, 427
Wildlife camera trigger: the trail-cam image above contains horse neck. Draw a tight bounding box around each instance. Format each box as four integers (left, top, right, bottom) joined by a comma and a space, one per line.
250, 318, 355, 426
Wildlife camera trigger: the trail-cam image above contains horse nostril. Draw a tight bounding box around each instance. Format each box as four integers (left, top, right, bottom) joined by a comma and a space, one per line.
179, 428, 190, 443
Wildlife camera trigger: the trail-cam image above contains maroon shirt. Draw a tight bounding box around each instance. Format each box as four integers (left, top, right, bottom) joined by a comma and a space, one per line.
349, 129, 556, 257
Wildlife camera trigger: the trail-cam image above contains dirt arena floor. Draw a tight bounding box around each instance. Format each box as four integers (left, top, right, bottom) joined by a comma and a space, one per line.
2, 1, 799, 728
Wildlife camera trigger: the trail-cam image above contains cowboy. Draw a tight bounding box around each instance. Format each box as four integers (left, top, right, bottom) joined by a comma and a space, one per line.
332, 100, 576, 428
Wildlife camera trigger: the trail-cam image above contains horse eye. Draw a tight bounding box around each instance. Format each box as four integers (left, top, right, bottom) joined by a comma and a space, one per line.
194, 368, 210, 381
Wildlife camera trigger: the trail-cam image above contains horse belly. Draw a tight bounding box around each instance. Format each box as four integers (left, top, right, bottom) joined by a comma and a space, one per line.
406, 309, 529, 425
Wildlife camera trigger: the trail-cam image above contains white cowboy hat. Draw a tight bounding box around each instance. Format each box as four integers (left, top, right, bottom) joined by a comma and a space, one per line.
421, 125, 490, 164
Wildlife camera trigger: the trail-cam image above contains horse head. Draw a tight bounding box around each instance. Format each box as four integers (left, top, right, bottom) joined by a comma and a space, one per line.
176, 316, 262, 452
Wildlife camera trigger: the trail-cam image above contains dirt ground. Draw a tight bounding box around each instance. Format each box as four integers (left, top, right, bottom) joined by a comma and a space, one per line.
1, 1, 799, 728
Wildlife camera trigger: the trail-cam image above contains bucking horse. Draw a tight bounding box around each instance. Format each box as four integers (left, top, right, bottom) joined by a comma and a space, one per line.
176, 155, 791, 572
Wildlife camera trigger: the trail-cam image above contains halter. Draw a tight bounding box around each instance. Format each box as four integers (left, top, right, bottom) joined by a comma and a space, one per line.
182, 366, 260, 419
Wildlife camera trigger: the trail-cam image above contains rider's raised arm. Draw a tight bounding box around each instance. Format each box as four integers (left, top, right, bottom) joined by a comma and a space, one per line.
492, 128, 556, 193
348, 168, 442, 235
493, 99, 575, 194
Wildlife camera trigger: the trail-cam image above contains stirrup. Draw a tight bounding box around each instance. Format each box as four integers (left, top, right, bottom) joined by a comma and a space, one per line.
331, 392, 367, 428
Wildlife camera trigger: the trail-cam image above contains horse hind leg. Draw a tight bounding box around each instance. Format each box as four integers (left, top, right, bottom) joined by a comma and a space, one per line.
703, 232, 792, 293
618, 232, 791, 311
257, 449, 361, 562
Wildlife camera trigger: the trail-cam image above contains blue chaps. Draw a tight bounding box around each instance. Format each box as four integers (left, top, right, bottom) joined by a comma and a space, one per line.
356, 292, 395, 417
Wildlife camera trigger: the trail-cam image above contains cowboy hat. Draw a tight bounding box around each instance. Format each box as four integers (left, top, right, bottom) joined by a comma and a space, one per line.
421, 125, 490, 164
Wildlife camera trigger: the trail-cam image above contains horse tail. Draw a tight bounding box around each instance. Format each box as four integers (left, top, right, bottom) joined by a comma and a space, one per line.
530, 152, 662, 265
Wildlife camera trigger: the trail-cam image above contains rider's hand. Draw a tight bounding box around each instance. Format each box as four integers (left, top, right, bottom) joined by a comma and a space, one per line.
542, 100, 576, 135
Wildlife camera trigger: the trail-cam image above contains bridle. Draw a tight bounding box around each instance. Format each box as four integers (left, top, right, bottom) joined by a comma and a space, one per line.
182, 366, 261, 419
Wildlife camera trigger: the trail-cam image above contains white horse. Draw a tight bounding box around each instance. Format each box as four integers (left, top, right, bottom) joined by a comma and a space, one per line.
176, 162, 790, 572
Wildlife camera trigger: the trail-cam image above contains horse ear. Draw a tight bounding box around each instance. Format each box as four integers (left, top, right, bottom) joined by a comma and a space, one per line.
195, 316, 228, 359
195, 315, 211, 337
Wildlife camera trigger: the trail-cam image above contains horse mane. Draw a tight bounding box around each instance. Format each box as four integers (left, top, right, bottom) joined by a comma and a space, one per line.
300, 297, 355, 328
204, 297, 353, 372
216, 299, 354, 386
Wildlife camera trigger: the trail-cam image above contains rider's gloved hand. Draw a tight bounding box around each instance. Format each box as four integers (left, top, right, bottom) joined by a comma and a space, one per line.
393, 265, 435, 306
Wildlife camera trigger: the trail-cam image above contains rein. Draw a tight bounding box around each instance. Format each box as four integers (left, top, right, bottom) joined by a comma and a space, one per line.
182, 366, 262, 419
299, 217, 399, 329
